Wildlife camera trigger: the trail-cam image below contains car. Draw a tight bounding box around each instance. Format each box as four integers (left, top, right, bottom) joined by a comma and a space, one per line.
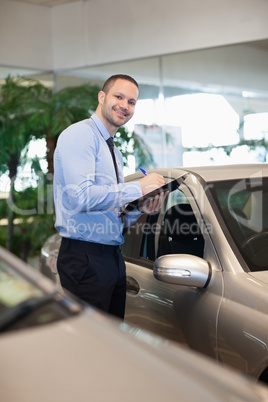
123, 163, 268, 383
3, 247, 268, 402
40, 163, 268, 386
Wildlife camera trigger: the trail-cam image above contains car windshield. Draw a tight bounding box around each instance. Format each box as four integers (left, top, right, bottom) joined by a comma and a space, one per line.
0, 258, 81, 333
209, 176, 268, 272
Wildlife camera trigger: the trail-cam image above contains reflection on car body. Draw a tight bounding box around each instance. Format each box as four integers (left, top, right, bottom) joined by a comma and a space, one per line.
4, 247, 268, 402
40, 163, 268, 385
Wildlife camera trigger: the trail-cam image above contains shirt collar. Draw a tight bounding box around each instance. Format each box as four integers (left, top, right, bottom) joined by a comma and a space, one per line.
91, 113, 111, 142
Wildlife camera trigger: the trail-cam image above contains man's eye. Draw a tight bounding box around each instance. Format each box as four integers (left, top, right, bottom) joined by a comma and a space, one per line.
129, 101, 136, 106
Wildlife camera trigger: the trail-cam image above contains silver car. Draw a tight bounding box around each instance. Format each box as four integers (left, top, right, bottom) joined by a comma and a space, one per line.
40, 163, 268, 384
3, 246, 268, 402
122, 163, 268, 383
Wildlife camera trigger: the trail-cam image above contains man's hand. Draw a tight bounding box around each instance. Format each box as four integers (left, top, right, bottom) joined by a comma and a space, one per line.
139, 173, 165, 195
138, 190, 169, 214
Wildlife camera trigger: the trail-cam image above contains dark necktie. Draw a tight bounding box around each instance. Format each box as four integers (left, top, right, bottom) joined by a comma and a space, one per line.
106, 137, 126, 224
107, 137, 120, 183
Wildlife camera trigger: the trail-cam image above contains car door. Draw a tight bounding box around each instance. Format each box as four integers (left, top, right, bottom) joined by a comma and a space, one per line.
123, 177, 224, 361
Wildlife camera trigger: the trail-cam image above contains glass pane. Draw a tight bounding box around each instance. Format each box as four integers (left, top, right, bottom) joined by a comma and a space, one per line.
158, 189, 204, 259
211, 177, 268, 271
0, 260, 43, 309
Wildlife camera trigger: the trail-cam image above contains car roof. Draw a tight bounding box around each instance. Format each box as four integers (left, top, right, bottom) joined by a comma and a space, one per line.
126, 163, 268, 183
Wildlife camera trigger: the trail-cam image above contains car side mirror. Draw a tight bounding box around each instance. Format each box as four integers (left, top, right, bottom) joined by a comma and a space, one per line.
153, 254, 211, 288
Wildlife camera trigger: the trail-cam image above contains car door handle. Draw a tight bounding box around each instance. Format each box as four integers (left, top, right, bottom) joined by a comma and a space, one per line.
126, 276, 140, 295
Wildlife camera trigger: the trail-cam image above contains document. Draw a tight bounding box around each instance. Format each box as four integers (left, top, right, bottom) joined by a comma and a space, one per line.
125, 178, 179, 214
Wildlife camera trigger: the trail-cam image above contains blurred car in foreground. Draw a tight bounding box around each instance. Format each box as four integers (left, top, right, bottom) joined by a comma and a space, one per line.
4, 247, 268, 401
40, 163, 268, 385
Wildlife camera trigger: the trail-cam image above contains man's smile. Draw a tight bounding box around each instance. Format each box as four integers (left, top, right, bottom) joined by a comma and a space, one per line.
114, 108, 128, 118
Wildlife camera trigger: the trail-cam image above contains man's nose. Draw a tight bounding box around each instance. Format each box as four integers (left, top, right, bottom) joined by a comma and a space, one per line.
120, 100, 128, 110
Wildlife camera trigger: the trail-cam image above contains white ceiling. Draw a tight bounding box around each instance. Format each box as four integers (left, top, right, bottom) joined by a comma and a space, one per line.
9, 0, 81, 6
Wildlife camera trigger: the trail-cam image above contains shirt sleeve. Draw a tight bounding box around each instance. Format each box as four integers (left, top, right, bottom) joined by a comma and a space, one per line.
55, 122, 143, 213
124, 207, 144, 227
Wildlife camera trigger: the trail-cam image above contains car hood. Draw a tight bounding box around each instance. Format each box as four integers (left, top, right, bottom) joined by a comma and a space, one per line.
249, 271, 268, 285
1, 308, 268, 402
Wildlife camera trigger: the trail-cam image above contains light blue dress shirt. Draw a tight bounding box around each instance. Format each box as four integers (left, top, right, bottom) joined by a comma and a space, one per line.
53, 114, 143, 245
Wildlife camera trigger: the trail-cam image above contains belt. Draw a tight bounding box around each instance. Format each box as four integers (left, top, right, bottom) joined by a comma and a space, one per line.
61, 237, 120, 255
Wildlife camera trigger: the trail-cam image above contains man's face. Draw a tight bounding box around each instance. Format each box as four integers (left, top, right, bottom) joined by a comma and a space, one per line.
98, 79, 139, 131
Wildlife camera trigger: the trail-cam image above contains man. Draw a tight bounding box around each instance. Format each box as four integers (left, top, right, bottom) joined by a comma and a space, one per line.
54, 74, 166, 318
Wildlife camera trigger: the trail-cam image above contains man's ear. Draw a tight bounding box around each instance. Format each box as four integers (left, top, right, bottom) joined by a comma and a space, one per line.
98, 90, 105, 104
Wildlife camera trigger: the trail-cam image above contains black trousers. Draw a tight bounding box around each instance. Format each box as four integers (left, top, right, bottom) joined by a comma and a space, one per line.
57, 237, 126, 319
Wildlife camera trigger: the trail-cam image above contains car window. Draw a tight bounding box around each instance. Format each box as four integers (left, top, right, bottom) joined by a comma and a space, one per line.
210, 177, 268, 271
140, 211, 160, 262
122, 213, 148, 259
0, 259, 80, 333
0, 260, 44, 310
139, 188, 205, 262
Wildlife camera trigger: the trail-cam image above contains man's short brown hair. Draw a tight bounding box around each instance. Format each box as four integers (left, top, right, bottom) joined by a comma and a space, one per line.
102, 74, 139, 94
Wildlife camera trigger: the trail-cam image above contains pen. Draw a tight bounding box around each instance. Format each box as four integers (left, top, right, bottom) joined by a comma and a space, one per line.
140, 168, 147, 176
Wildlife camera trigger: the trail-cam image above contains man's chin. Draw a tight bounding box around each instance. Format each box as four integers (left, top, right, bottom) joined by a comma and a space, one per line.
115, 117, 129, 126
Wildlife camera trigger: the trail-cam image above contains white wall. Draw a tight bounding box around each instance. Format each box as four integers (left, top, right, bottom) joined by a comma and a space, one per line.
0, 0, 52, 70
0, 0, 268, 72
51, 0, 268, 70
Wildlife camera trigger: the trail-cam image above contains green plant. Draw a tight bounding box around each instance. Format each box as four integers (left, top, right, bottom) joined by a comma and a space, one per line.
28, 83, 100, 174
0, 76, 50, 251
